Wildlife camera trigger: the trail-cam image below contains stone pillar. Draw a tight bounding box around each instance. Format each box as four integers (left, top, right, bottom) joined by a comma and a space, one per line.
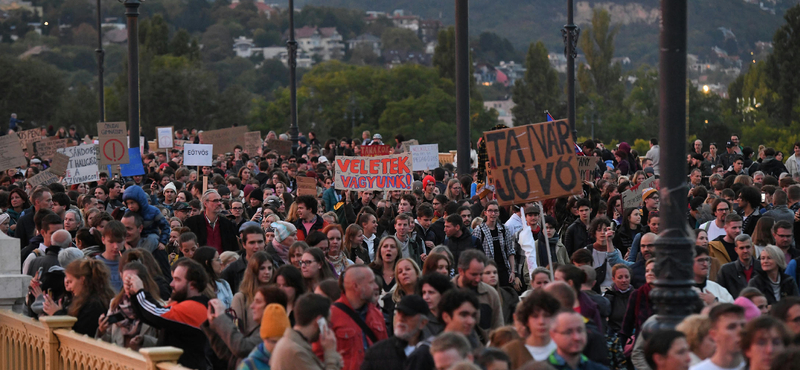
0, 232, 32, 312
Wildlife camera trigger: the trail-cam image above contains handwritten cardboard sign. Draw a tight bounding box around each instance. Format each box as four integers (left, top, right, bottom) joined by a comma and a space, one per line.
0, 133, 27, 171
439, 153, 455, 167
98, 122, 130, 166
334, 154, 413, 191
157, 127, 174, 149
18, 129, 42, 150
49, 152, 70, 176
361, 145, 392, 157
267, 139, 292, 156
199, 126, 249, 155
173, 140, 186, 151
58, 144, 99, 185
621, 176, 657, 209
244, 131, 262, 156
483, 119, 582, 206
410, 144, 439, 171
400, 139, 419, 153
297, 176, 317, 196
34, 138, 68, 160
28, 170, 60, 187
577, 156, 600, 182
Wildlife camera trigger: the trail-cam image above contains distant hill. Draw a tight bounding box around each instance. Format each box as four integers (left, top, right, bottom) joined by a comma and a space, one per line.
294, 0, 787, 66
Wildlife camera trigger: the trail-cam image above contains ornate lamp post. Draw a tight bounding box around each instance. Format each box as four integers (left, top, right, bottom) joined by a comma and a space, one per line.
123, 0, 141, 149
455, 0, 470, 176
562, 0, 580, 142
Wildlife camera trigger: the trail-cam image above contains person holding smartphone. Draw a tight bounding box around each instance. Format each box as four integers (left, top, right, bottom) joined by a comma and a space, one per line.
96, 261, 160, 350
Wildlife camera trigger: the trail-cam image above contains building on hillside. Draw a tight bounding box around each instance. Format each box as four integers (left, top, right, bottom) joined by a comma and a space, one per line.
346, 34, 382, 56
384, 49, 431, 68
547, 53, 567, 73
495, 61, 526, 86
484, 99, 516, 126
103, 28, 127, 45
234, 36, 256, 58
285, 26, 344, 63
419, 19, 442, 44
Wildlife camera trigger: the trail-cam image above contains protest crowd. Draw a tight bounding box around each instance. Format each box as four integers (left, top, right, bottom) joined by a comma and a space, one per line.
7, 121, 800, 370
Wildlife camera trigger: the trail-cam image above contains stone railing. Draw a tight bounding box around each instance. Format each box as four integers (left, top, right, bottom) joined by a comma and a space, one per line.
0, 310, 190, 370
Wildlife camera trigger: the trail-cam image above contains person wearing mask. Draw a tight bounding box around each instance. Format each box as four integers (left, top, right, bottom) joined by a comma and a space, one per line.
708, 213, 743, 265
127, 258, 211, 370
644, 330, 691, 370
716, 234, 760, 298
270, 293, 343, 370
689, 304, 746, 370
546, 310, 607, 370
237, 303, 292, 370
748, 245, 799, 304
185, 189, 239, 254
451, 249, 504, 330
360, 295, 431, 370
501, 290, 561, 367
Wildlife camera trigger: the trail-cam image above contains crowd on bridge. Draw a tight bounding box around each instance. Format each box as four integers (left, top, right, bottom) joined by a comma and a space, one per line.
7, 121, 800, 370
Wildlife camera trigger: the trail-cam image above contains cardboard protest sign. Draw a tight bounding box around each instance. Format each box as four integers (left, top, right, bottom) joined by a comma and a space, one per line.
621, 176, 657, 209
400, 139, 419, 153
58, 144, 99, 185
49, 152, 70, 176
157, 127, 174, 149
173, 140, 186, 151
577, 156, 600, 182
267, 139, 292, 156
244, 132, 262, 156
483, 119, 582, 206
184, 144, 214, 166
35, 138, 68, 160
18, 129, 42, 149
297, 176, 317, 196
199, 126, 248, 155
410, 144, 439, 171
334, 154, 413, 191
120, 148, 145, 177
148, 141, 158, 153
438, 153, 455, 167
98, 122, 130, 166
361, 145, 392, 157
0, 133, 27, 171
28, 170, 60, 187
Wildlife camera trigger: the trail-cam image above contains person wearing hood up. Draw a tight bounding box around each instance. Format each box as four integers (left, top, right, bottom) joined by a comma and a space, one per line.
122, 185, 171, 248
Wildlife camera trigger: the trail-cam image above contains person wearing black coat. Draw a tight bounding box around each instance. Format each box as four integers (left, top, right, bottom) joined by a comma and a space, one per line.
184, 213, 239, 253
361, 295, 431, 370
441, 215, 478, 265
716, 253, 761, 298
748, 266, 800, 304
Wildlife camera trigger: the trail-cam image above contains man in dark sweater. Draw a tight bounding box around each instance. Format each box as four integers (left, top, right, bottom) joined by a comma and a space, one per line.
16, 187, 53, 249
442, 214, 478, 265
563, 198, 593, 256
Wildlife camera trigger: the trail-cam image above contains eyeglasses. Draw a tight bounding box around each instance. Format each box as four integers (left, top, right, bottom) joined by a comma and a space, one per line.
231, 207, 243, 210
716, 208, 729, 212
299, 260, 316, 266
695, 257, 711, 263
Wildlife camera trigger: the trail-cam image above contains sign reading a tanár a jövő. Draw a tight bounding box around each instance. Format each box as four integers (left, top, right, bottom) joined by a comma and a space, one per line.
483, 119, 582, 206
334, 154, 413, 191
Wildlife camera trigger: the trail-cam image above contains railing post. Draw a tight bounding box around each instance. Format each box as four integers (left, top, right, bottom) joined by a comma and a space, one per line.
39, 315, 76, 370
140, 347, 184, 370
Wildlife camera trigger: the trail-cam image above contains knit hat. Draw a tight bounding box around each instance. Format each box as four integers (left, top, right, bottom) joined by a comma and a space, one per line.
642, 188, 658, 200
734, 296, 761, 321
249, 188, 264, 202
243, 184, 255, 198
0, 213, 10, 226
271, 221, 297, 243
164, 182, 177, 193
260, 304, 291, 339
422, 175, 435, 190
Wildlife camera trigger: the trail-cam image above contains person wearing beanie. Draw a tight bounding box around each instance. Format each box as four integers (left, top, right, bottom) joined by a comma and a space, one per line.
270, 221, 298, 264
163, 182, 178, 210
422, 175, 436, 204
238, 304, 292, 370
246, 188, 264, 218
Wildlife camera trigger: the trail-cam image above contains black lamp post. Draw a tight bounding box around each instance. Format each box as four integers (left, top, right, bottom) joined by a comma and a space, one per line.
642, 0, 696, 337
455, 0, 470, 176
562, 0, 580, 142
287, 0, 298, 154
96, 0, 105, 122
124, 0, 141, 150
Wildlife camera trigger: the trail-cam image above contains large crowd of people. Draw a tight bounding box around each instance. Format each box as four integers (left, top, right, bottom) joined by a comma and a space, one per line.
10, 126, 800, 370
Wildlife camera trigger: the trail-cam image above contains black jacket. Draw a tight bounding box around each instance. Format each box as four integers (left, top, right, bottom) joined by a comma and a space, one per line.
603, 287, 632, 334
748, 268, 800, 305
716, 259, 760, 298
361, 336, 415, 370
630, 259, 647, 289
15, 209, 36, 249
443, 230, 478, 266
60, 298, 107, 337
26, 247, 61, 277
221, 256, 247, 294
564, 219, 590, 256
184, 214, 240, 252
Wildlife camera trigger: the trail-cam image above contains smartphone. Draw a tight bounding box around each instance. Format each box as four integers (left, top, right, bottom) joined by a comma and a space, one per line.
257, 207, 262, 214
209, 304, 216, 315
37, 267, 43, 278
761, 193, 766, 203
317, 317, 327, 333
105, 312, 126, 325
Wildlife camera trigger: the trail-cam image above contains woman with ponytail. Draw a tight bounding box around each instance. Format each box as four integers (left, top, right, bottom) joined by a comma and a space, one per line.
96, 261, 160, 349
42, 258, 115, 336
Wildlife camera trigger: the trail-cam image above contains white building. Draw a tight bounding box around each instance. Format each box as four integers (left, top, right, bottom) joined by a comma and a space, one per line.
346, 34, 382, 56
484, 99, 516, 126
291, 26, 344, 62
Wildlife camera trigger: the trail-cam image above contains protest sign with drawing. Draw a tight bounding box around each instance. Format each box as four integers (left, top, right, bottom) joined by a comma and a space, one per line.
98, 122, 130, 166
483, 119, 582, 206
621, 176, 658, 209
58, 144, 99, 185
199, 126, 249, 155
334, 154, 413, 191
410, 144, 439, 171
157, 127, 174, 149
0, 133, 27, 171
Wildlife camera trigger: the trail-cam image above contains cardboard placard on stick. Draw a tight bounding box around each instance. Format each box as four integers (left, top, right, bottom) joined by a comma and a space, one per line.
97, 122, 130, 166
34, 138, 68, 160
297, 176, 317, 196
400, 139, 419, 153
58, 144, 99, 185
28, 170, 60, 187
244, 132, 262, 156
361, 145, 392, 157
199, 126, 249, 155
157, 127, 174, 149
410, 144, 439, 171
49, 152, 70, 176
621, 176, 658, 209
483, 119, 582, 206
173, 140, 186, 151
577, 156, 600, 182
0, 133, 27, 171
18, 129, 42, 150
184, 144, 214, 166
267, 139, 292, 156
334, 154, 413, 191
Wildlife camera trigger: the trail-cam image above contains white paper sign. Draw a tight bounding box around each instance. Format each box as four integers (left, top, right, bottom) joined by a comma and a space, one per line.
410, 144, 439, 171
157, 127, 174, 149
184, 144, 214, 166
127, 136, 145, 155
58, 144, 99, 185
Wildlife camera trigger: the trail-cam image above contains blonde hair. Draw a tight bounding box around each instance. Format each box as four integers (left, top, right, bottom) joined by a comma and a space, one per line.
676, 314, 712, 353
763, 244, 787, 270
392, 258, 421, 302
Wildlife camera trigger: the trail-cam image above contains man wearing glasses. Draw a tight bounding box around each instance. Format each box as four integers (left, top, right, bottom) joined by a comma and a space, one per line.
694, 246, 734, 305
185, 189, 239, 254
699, 199, 732, 241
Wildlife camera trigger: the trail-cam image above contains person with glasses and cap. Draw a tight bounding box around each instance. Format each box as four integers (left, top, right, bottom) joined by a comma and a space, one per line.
361, 295, 431, 370
185, 189, 239, 254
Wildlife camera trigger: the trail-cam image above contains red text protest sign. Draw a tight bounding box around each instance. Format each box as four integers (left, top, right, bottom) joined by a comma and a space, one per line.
334, 154, 413, 191
360, 145, 392, 157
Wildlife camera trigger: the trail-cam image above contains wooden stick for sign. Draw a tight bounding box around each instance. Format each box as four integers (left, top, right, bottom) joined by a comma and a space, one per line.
203, 176, 208, 194
538, 201, 554, 278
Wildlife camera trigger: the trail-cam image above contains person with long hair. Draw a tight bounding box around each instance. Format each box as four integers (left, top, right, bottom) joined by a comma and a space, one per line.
97, 261, 160, 349
343, 224, 368, 264
299, 247, 334, 292
586, 216, 627, 290
118, 249, 171, 300
613, 208, 642, 257
606, 195, 623, 225
422, 253, 451, 276
473, 201, 516, 287
751, 217, 776, 258
620, 259, 656, 346
381, 258, 421, 335
444, 179, 464, 201
321, 224, 351, 275
287, 241, 307, 268
7, 188, 29, 236
482, 259, 519, 325
368, 236, 401, 294
417, 272, 454, 336
748, 245, 799, 304
42, 258, 115, 336
193, 246, 234, 308
271, 264, 305, 325
232, 251, 275, 333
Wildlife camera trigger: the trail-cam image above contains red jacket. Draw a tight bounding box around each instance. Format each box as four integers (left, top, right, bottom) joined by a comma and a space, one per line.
314, 296, 388, 370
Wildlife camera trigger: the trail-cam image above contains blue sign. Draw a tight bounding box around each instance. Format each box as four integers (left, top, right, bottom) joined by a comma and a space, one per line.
120, 148, 145, 177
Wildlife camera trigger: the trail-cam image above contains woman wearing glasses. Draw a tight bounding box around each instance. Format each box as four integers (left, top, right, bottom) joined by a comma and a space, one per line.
299, 247, 335, 292
473, 201, 516, 287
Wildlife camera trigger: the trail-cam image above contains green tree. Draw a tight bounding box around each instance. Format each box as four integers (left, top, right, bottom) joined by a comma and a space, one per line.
71, 23, 96, 48
54, 84, 98, 129
253, 28, 280, 47
144, 15, 170, 56
511, 41, 561, 125
432, 26, 481, 101
380, 27, 424, 52
624, 65, 659, 138
347, 43, 381, 66
472, 32, 517, 64
766, 4, 800, 126
0, 56, 66, 124
201, 23, 234, 63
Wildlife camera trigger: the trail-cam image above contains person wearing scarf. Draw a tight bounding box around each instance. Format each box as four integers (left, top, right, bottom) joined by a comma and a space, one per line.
322, 224, 352, 276
620, 259, 656, 350
269, 221, 297, 265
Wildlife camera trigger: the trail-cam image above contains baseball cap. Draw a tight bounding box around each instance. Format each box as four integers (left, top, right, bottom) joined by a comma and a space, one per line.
726, 141, 735, 148
174, 202, 190, 211
395, 295, 430, 317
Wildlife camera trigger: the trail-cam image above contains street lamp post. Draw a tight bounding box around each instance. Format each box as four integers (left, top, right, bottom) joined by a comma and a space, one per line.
643, 0, 697, 336
562, 0, 580, 142
123, 0, 141, 150
454, 0, 470, 176
96, 0, 105, 122
287, 0, 298, 154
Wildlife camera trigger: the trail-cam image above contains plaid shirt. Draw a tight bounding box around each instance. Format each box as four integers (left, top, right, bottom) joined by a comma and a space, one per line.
473, 222, 514, 272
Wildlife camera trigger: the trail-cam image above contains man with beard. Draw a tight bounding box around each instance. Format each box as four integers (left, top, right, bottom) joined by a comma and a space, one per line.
128, 258, 211, 370
314, 265, 387, 370
452, 249, 504, 330
630, 233, 657, 288
361, 295, 431, 370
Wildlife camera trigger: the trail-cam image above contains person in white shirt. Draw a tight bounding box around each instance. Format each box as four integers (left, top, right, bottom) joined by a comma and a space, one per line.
699, 199, 731, 241
500, 289, 560, 367
694, 246, 734, 304
690, 304, 746, 370
23, 213, 63, 275
357, 213, 379, 261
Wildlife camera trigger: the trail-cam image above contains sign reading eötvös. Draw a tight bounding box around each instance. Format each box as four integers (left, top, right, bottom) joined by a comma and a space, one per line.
184, 144, 213, 166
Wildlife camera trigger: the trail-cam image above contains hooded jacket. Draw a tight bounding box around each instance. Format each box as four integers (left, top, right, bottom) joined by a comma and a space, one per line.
122, 186, 171, 246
